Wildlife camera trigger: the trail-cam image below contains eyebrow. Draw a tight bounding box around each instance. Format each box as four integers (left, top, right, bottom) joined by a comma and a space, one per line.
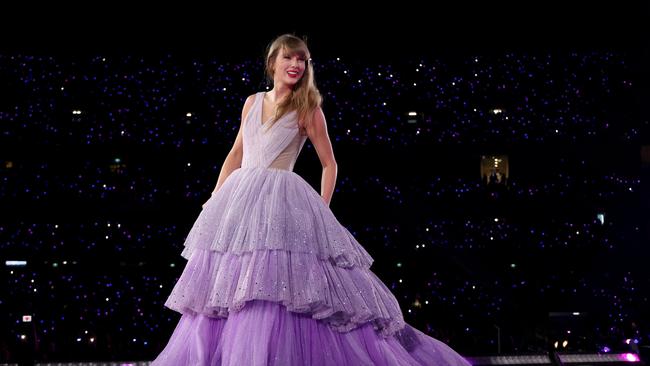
283, 51, 307, 58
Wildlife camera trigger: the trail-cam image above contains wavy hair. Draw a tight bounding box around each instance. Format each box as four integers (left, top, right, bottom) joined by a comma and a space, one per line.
264, 33, 323, 135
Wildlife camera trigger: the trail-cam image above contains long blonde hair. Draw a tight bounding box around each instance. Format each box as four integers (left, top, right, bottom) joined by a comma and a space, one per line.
264, 34, 322, 135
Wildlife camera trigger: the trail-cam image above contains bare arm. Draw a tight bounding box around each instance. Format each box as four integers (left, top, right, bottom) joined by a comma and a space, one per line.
306, 107, 338, 206
210, 94, 254, 195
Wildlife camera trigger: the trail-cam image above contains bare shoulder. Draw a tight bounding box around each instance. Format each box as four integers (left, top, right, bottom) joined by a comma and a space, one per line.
306, 106, 327, 136
244, 93, 257, 108
241, 93, 257, 121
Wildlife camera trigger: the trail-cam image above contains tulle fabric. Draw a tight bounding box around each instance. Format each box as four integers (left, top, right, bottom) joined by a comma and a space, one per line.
153, 167, 474, 364
152, 300, 473, 366
181, 166, 374, 270
152, 91, 473, 365
165, 247, 405, 336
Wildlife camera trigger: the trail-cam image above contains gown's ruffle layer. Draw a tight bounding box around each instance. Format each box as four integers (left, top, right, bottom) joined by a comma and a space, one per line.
180, 166, 374, 270
153, 299, 473, 366
164, 248, 406, 337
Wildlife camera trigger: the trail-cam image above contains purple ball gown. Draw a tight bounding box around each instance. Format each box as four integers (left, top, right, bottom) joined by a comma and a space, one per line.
151, 92, 474, 365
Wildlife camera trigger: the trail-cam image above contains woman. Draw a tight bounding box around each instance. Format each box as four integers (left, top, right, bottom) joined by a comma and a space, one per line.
151, 33, 473, 366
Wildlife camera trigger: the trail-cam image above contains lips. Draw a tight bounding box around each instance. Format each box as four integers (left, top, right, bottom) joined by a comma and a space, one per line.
287, 70, 300, 78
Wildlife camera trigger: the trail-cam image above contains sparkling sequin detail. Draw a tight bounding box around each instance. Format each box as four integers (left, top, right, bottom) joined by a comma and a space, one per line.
166, 92, 406, 338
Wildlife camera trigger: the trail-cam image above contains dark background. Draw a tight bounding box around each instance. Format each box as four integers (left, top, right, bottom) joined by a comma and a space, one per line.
1, 2, 648, 58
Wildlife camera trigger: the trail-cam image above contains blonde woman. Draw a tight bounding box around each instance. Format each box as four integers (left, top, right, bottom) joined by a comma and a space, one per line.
152, 33, 472, 366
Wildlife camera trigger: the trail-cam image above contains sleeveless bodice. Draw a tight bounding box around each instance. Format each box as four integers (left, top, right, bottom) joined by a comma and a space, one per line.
241, 92, 308, 171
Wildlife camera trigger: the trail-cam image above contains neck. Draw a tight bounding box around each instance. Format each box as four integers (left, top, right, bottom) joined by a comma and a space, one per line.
267, 85, 293, 103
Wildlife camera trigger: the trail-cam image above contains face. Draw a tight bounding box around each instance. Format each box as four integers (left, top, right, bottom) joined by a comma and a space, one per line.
271, 48, 307, 87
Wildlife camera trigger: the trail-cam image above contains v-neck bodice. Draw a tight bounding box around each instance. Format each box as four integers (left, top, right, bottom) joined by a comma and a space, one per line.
240, 92, 308, 172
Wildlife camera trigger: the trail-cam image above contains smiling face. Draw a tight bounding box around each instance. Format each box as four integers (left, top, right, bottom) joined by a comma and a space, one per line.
268, 46, 309, 88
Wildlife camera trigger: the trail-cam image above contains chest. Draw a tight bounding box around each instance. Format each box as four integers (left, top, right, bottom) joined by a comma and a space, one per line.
261, 98, 277, 124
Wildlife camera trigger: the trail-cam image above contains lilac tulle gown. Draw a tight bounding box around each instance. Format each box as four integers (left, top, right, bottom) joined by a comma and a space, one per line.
151, 92, 474, 365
